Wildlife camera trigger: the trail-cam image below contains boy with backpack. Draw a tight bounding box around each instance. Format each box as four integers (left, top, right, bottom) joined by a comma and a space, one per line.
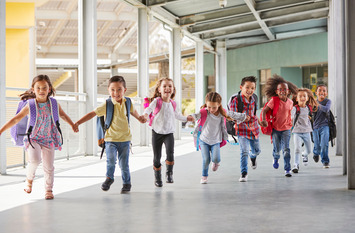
74, 76, 146, 193
312, 84, 333, 168
228, 76, 260, 182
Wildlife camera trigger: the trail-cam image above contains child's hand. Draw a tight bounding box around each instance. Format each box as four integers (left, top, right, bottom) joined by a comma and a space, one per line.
138, 115, 147, 123
144, 113, 149, 122
72, 123, 79, 133
260, 120, 268, 127
187, 115, 194, 122
244, 115, 251, 122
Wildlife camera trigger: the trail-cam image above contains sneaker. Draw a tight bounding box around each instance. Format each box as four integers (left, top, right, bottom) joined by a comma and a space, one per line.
313, 155, 320, 163
323, 163, 330, 168
200, 176, 208, 184
121, 184, 132, 193
285, 170, 292, 177
212, 162, 220, 172
101, 177, 114, 191
302, 155, 309, 166
273, 159, 279, 169
239, 172, 248, 182
250, 157, 257, 169
292, 165, 299, 173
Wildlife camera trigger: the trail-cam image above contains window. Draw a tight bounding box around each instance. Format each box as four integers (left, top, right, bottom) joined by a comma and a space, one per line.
302, 65, 328, 94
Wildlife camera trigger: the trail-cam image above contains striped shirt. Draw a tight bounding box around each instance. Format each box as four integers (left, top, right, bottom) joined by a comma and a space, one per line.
229, 94, 259, 139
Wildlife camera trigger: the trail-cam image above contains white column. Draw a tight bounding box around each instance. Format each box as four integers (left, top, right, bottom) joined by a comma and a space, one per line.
110, 53, 119, 77
215, 40, 227, 107
170, 28, 182, 140
195, 41, 204, 112
346, 0, 355, 189
0, 0, 6, 174
138, 8, 149, 146
78, 0, 97, 156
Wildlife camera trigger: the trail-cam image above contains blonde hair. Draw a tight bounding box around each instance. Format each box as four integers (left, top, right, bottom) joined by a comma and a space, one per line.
148, 77, 175, 102
201, 92, 232, 121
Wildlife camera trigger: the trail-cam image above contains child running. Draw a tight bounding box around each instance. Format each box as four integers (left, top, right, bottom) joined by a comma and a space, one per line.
229, 76, 261, 182
192, 92, 249, 184
312, 84, 332, 168
0, 75, 77, 200
260, 74, 298, 177
291, 88, 318, 173
75, 76, 146, 193
143, 78, 193, 187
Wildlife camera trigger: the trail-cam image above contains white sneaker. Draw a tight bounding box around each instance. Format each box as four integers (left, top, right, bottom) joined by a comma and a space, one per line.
302, 155, 309, 166
200, 176, 208, 184
239, 173, 248, 182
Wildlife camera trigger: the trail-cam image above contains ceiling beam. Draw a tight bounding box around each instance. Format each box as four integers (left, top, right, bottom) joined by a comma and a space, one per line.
112, 22, 137, 53
226, 36, 269, 48
37, 10, 137, 21
38, 45, 112, 54
256, 0, 315, 11
200, 24, 261, 40
145, 0, 181, 7
266, 10, 329, 27
275, 27, 327, 39
244, 0, 275, 40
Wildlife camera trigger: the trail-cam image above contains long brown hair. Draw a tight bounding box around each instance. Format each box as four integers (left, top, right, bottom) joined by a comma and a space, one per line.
20, 74, 55, 100
292, 88, 318, 111
201, 92, 233, 121
148, 77, 176, 102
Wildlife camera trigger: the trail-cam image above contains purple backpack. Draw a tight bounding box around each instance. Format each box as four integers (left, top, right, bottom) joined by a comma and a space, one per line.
10, 97, 63, 148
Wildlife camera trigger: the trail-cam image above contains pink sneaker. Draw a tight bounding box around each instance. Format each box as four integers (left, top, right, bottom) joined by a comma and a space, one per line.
200, 176, 208, 184
212, 162, 220, 171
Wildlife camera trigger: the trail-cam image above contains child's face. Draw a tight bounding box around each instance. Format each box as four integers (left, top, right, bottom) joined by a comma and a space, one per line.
32, 80, 50, 102
276, 83, 289, 101
316, 86, 327, 101
240, 81, 256, 99
108, 81, 126, 103
297, 91, 308, 106
206, 101, 220, 115
159, 80, 174, 100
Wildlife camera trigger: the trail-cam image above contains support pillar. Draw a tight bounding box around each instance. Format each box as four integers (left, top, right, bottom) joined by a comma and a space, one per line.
78, 0, 97, 156
195, 41, 204, 112
170, 28, 181, 140
215, 40, 227, 107
0, 0, 6, 174
138, 8, 149, 146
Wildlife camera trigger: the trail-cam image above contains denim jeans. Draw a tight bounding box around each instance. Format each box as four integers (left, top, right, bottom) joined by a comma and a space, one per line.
105, 141, 131, 184
293, 132, 312, 166
272, 129, 291, 171
313, 125, 330, 164
238, 136, 261, 174
199, 140, 220, 177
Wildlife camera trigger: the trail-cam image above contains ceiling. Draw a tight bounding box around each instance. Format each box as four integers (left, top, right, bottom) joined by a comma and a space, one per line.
32, 0, 329, 96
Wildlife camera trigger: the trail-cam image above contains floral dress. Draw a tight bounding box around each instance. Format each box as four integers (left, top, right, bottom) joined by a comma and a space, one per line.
24, 101, 62, 150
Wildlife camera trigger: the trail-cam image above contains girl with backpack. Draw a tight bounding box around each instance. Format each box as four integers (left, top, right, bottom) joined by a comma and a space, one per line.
291, 88, 318, 173
192, 92, 249, 184
260, 75, 298, 177
143, 78, 194, 187
0, 75, 78, 200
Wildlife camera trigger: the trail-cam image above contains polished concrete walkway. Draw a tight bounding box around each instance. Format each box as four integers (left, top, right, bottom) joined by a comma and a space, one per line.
0, 132, 354, 233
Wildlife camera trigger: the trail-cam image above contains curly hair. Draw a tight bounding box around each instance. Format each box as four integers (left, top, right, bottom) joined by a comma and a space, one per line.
263, 74, 298, 99
148, 77, 176, 102
201, 92, 233, 121
292, 88, 318, 111
20, 74, 56, 100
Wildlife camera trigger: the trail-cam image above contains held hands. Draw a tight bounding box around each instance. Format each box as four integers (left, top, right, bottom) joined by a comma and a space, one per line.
187, 115, 194, 122
244, 115, 251, 122
72, 123, 79, 133
260, 120, 268, 127
138, 115, 147, 123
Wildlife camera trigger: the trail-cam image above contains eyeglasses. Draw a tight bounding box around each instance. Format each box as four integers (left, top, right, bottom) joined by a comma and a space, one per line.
277, 88, 289, 92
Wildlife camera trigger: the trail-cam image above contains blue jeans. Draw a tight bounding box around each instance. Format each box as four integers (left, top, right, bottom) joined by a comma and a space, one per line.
199, 140, 220, 177
105, 141, 131, 184
238, 136, 261, 174
272, 129, 291, 171
313, 125, 330, 164
293, 132, 312, 166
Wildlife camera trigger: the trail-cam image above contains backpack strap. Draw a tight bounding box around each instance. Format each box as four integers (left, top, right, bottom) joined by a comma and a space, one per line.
195, 108, 208, 151
252, 94, 258, 116
104, 98, 114, 130
49, 97, 63, 145
170, 99, 177, 111
125, 97, 131, 124
149, 97, 162, 126
26, 99, 37, 149
293, 105, 301, 126
237, 92, 244, 113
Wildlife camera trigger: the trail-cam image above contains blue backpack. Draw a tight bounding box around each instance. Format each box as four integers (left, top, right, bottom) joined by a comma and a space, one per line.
10, 97, 63, 148
97, 97, 131, 159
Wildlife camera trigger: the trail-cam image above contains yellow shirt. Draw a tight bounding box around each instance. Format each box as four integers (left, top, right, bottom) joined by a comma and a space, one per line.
94, 98, 134, 142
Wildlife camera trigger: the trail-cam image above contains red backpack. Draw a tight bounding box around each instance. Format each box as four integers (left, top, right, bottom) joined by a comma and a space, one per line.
260, 96, 280, 137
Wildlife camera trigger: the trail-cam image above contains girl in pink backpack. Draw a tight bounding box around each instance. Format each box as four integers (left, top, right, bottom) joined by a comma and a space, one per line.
0, 75, 78, 200
143, 78, 194, 187
192, 92, 249, 184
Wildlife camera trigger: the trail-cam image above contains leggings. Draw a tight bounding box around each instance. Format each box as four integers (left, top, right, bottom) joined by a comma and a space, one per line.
152, 130, 174, 168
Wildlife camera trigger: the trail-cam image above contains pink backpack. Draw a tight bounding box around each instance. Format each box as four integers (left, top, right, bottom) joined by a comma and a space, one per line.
143, 97, 177, 126
194, 108, 227, 151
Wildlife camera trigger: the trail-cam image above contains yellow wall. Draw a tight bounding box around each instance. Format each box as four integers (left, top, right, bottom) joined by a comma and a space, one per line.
6, 2, 35, 97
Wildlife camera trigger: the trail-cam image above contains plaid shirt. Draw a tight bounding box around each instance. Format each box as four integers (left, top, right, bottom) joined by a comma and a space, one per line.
229, 94, 259, 139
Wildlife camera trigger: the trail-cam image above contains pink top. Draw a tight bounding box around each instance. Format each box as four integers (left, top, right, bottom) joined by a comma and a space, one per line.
24, 101, 62, 150
267, 97, 293, 131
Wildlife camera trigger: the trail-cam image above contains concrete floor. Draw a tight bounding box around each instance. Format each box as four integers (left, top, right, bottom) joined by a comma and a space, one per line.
0, 133, 354, 233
